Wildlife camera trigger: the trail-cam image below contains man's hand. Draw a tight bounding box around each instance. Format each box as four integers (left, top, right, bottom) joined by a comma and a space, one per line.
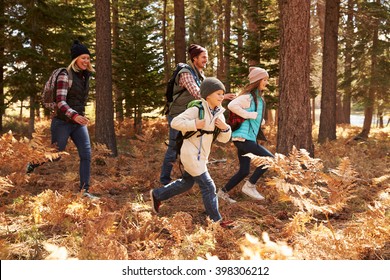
223, 93, 236, 100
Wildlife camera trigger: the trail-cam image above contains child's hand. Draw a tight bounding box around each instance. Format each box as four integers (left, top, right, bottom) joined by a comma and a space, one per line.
195, 118, 206, 129
215, 118, 228, 130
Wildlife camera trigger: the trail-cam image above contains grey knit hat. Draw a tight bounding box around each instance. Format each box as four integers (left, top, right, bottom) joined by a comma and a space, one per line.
200, 77, 226, 99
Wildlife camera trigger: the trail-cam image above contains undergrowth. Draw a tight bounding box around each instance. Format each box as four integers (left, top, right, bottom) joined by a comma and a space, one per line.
0, 118, 389, 260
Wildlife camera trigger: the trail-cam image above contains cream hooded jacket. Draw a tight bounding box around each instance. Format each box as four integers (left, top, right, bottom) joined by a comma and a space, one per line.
171, 99, 231, 177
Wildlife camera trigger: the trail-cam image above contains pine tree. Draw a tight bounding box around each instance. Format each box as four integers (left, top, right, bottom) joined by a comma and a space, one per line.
353, 0, 389, 139
112, 0, 162, 133
3, 0, 93, 136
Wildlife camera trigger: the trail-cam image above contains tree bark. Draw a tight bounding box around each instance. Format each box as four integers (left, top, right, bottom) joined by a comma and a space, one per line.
0, 0, 4, 132
224, 0, 231, 92
28, 95, 35, 138
342, 0, 354, 124
95, 0, 118, 156
111, 0, 123, 122
336, 93, 345, 124
312, 97, 316, 125
236, 0, 244, 63
162, 0, 170, 83
277, 0, 314, 156
174, 0, 186, 64
318, 0, 339, 143
247, 0, 260, 66
355, 6, 379, 140
317, 0, 325, 47
217, 0, 224, 80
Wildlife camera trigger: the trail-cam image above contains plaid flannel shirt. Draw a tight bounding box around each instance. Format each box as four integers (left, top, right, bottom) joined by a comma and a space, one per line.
178, 72, 201, 99
56, 72, 79, 120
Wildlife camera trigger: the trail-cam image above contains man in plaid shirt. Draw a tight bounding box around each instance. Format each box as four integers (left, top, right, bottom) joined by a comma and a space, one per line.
160, 44, 235, 185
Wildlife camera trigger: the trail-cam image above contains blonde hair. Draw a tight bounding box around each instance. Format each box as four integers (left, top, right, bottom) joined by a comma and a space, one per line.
67, 56, 94, 73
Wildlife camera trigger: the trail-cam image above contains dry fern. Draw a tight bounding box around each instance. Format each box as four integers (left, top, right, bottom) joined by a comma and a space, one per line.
246, 147, 357, 216
240, 232, 294, 260
1, 120, 389, 260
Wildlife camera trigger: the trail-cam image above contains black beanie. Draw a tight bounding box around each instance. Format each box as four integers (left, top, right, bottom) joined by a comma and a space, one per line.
200, 77, 226, 99
71, 40, 91, 60
188, 44, 207, 61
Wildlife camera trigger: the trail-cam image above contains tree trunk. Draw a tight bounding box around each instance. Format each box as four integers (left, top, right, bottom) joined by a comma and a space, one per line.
224, 0, 231, 92
312, 97, 316, 125
266, 109, 273, 125
377, 111, 383, 128
354, 10, 379, 140
19, 101, 23, 120
336, 93, 345, 124
162, 0, 170, 83
111, 0, 123, 122
236, 0, 243, 63
277, 0, 314, 156
342, 0, 354, 124
28, 95, 35, 139
318, 0, 339, 143
0, 0, 4, 132
317, 0, 325, 47
217, 0, 224, 80
95, 0, 118, 156
174, 0, 186, 64
247, 0, 260, 66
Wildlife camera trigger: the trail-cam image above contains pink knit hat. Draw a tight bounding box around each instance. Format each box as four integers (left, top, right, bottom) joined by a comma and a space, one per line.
248, 67, 269, 84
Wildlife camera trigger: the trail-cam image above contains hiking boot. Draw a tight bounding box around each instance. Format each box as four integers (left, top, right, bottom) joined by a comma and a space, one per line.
150, 189, 161, 213
217, 189, 237, 204
242, 181, 264, 200
80, 189, 100, 200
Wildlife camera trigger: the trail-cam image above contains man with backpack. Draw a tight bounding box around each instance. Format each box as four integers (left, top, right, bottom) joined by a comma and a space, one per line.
160, 44, 236, 185
159, 44, 207, 185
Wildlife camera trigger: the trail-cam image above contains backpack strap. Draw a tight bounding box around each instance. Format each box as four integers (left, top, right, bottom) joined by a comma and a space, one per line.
187, 100, 204, 119
56, 68, 73, 89
182, 100, 221, 141
66, 68, 73, 88
173, 64, 201, 97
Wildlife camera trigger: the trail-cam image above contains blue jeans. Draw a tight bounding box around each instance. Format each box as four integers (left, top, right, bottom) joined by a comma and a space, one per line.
153, 171, 222, 222
160, 115, 179, 185
223, 140, 274, 193
51, 118, 91, 191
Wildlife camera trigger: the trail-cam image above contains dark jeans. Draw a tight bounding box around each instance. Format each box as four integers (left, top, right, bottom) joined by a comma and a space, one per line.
154, 171, 221, 222
160, 115, 179, 185
223, 140, 274, 193
51, 118, 91, 191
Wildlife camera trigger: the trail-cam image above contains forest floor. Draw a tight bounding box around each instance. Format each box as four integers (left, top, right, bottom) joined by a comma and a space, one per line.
0, 117, 389, 260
